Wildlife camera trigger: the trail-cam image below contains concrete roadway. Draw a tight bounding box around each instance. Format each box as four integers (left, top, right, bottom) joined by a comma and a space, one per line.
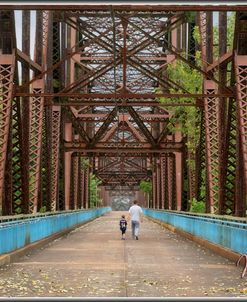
0, 211, 247, 298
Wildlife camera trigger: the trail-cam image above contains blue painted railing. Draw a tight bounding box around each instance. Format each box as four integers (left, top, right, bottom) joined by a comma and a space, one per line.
0, 207, 111, 255
143, 208, 247, 255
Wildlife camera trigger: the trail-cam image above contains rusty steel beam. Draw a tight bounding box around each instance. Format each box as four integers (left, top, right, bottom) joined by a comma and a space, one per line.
127, 14, 233, 94
199, 12, 221, 214
0, 55, 15, 212
20, 19, 116, 89
15, 92, 234, 98
2, 5, 247, 11
64, 141, 184, 153
127, 107, 157, 147
88, 107, 118, 147
28, 80, 45, 213
235, 55, 247, 196
64, 108, 91, 143
20, 10, 30, 214
206, 51, 233, 73
16, 49, 42, 73
50, 106, 61, 211
218, 11, 229, 215
28, 11, 51, 214
51, 101, 201, 107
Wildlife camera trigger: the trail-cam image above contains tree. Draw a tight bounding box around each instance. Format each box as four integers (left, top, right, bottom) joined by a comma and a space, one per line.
139, 180, 152, 208
89, 173, 102, 208
156, 55, 203, 205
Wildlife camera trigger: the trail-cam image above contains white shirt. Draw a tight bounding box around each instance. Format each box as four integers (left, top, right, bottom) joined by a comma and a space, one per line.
129, 204, 143, 222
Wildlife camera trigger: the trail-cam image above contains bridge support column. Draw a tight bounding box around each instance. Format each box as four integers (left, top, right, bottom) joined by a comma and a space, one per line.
0, 54, 15, 214
175, 127, 183, 211
199, 12, 220, 214
235, 54, 247, 216
29, 80, 45, 214
84, 167, 89, 209
160, 156, 166, 210
50, 106, 61, 211
168, 153, 177, 210
152, 156, 158, 209
203, 81, 220, 213
156, 157, 161, 209
64, 122, 72, 210
71, 154, 79, 209
175, 152, 182, 211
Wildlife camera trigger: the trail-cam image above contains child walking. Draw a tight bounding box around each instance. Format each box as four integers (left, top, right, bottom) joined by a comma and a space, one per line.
119, 215, 127, 240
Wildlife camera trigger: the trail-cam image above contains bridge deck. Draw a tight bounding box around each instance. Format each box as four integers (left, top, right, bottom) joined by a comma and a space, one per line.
0, 211, 246, 298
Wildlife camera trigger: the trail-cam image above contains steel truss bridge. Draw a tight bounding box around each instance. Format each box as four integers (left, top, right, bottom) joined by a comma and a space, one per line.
0, 4, 247, 217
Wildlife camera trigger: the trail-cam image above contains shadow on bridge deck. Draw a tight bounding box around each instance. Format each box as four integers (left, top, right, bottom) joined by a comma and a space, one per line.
0, 211, 246, 298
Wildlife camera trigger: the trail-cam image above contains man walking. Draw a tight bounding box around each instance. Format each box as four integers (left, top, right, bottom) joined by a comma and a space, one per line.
128, 200, 143, 240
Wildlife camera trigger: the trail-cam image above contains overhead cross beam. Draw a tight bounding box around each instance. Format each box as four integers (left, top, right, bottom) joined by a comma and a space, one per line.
88, 107, 118, 148
127, 106, 157, 147
64, 108, 91, 143
3, 5, 247, 11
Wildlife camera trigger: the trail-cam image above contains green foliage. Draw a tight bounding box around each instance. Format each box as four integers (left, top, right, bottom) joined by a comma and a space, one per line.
139, 180, 152, 194
190, 198, 206, 213
39, 206, 47, 213
184, 12, 196, 23
227, 13, 236, 51
15, 207, 22, 214
213, 12, 236, 60
89, 173, 102, 207
157, 58, 202, 157
81, 158, 90, 170
193, 26, 201, 45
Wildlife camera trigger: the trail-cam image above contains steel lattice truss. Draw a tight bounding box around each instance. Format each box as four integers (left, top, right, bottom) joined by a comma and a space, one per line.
0, 5, 247, 216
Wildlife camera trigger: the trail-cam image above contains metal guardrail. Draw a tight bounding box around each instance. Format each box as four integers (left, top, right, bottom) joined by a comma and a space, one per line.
0, 207, 111, 255
143, 208, 247, 255
0, 208, 99, 223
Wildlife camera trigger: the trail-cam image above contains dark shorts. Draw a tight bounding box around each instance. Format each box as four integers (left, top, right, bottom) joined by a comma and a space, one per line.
120, 227, 126, 235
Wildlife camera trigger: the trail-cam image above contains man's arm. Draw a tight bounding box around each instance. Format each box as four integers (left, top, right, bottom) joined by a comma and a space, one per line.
127, 209, 131, 221
140, 207, 143, 223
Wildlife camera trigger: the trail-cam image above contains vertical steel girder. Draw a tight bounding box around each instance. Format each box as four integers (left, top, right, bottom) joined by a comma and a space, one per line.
235, 55, 247, 217
156, 157, 161, 209
3, 115, 13, 215
182, 150, 189, 211
0, 55, 15, 213
223, 98, 237, 215
160, 156, 167, 209
195, 110, 207, 203
50, 106, 61, 210
84, 167, 89, 209
152, 163, 157, 209
151, 153, 177, 210
20, 11, 31, 214
203, 81, 220, 213
58, 111, 65, 210
218, 11, 229, 215
188, 151, 196, 201
64, 122, 72, 210
70, 154, 79, 209
12, 96, 29, 215
74, 155, 79, 209
235, 55, 247, 183
78, 157, 83, 209
28, 11, 51, 213
0, 12, 16, 215
29, 81, 45, 213
167, 153, 177, 210
199, 12, 220, 213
